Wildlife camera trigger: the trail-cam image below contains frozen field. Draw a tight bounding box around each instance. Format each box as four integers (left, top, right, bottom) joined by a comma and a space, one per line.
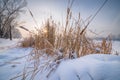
0, 39, 120, 80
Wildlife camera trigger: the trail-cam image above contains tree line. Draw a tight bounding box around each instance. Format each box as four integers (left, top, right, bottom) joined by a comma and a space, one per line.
0, 0, 27, 40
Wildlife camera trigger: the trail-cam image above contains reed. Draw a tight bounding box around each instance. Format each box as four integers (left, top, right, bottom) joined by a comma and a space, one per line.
20, 7, 112, 57
20, 34, 34, 48
18, 2, 112, 79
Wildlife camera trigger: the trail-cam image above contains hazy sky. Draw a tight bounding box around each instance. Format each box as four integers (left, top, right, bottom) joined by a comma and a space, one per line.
20, 0, 120, 37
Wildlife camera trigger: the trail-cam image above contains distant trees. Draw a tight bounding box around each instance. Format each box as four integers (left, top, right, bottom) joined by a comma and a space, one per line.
0, 0, 27, 40
111, 34, 120, 41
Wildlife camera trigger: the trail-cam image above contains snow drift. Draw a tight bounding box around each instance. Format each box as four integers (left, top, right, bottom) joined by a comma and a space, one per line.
49, 54, 120, 80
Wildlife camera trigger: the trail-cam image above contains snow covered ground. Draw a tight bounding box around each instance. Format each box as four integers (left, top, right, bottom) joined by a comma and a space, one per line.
0, 38, 120, 80
0, 38, 33, 80
112, 40, 120, 54
49, 54, 120, 80
0, 38, 19, 53
0, 47, 32, 80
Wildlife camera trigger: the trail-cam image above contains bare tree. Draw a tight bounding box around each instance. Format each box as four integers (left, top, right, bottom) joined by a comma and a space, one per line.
0, 0, 27, 40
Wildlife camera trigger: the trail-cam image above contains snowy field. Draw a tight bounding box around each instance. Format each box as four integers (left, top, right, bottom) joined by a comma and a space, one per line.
49, 54, 120, 80
0, 38, 120, 80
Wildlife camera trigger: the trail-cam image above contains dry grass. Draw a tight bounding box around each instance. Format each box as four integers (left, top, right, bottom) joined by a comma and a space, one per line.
17, 3, 112, 80
18, 9, 112, 79
20, 9, 112, 57
20, 34, 35, 48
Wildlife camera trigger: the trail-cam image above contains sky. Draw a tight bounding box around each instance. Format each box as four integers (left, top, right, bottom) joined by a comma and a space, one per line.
19, 0, 120, 37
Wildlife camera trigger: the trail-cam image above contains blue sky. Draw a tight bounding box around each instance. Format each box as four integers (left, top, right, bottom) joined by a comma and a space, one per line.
20, 0, 120, 37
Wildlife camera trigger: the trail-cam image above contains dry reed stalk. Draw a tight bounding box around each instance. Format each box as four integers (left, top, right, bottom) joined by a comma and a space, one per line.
18, 1, 112, 79
20, 10, 112, 57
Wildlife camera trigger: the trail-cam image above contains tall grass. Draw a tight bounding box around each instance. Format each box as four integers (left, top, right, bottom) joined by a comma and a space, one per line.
20, 34, 34, 48
18, 16, 112, 80
17, 3, 112, 80
20, 10, 112, 57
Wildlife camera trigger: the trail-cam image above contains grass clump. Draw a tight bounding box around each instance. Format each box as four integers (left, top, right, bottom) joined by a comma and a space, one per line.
20, 35, 35, 48
20, 13, 112, 57
18, 2, 112, 80
19, 15, 112, 79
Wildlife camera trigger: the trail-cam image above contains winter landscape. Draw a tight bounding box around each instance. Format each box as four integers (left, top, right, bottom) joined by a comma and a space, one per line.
0, 0, 120, 80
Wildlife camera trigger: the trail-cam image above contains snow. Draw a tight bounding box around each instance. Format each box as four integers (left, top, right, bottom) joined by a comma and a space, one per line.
49, 54, 120, 80
0, 38, 19, 52
0, 48, 33, 80
0, 38, 18, 48
112, 41, 120, 55
0, 38, 120, 80
0, 38, 33, 80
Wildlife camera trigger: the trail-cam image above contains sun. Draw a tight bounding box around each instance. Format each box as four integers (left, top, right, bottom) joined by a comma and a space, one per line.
43, 29, 48, 33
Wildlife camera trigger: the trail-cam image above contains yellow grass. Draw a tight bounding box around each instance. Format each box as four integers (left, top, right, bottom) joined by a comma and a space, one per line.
20, 34, 34, 48
20, 11, 112, 58
17, 3, 113, 80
